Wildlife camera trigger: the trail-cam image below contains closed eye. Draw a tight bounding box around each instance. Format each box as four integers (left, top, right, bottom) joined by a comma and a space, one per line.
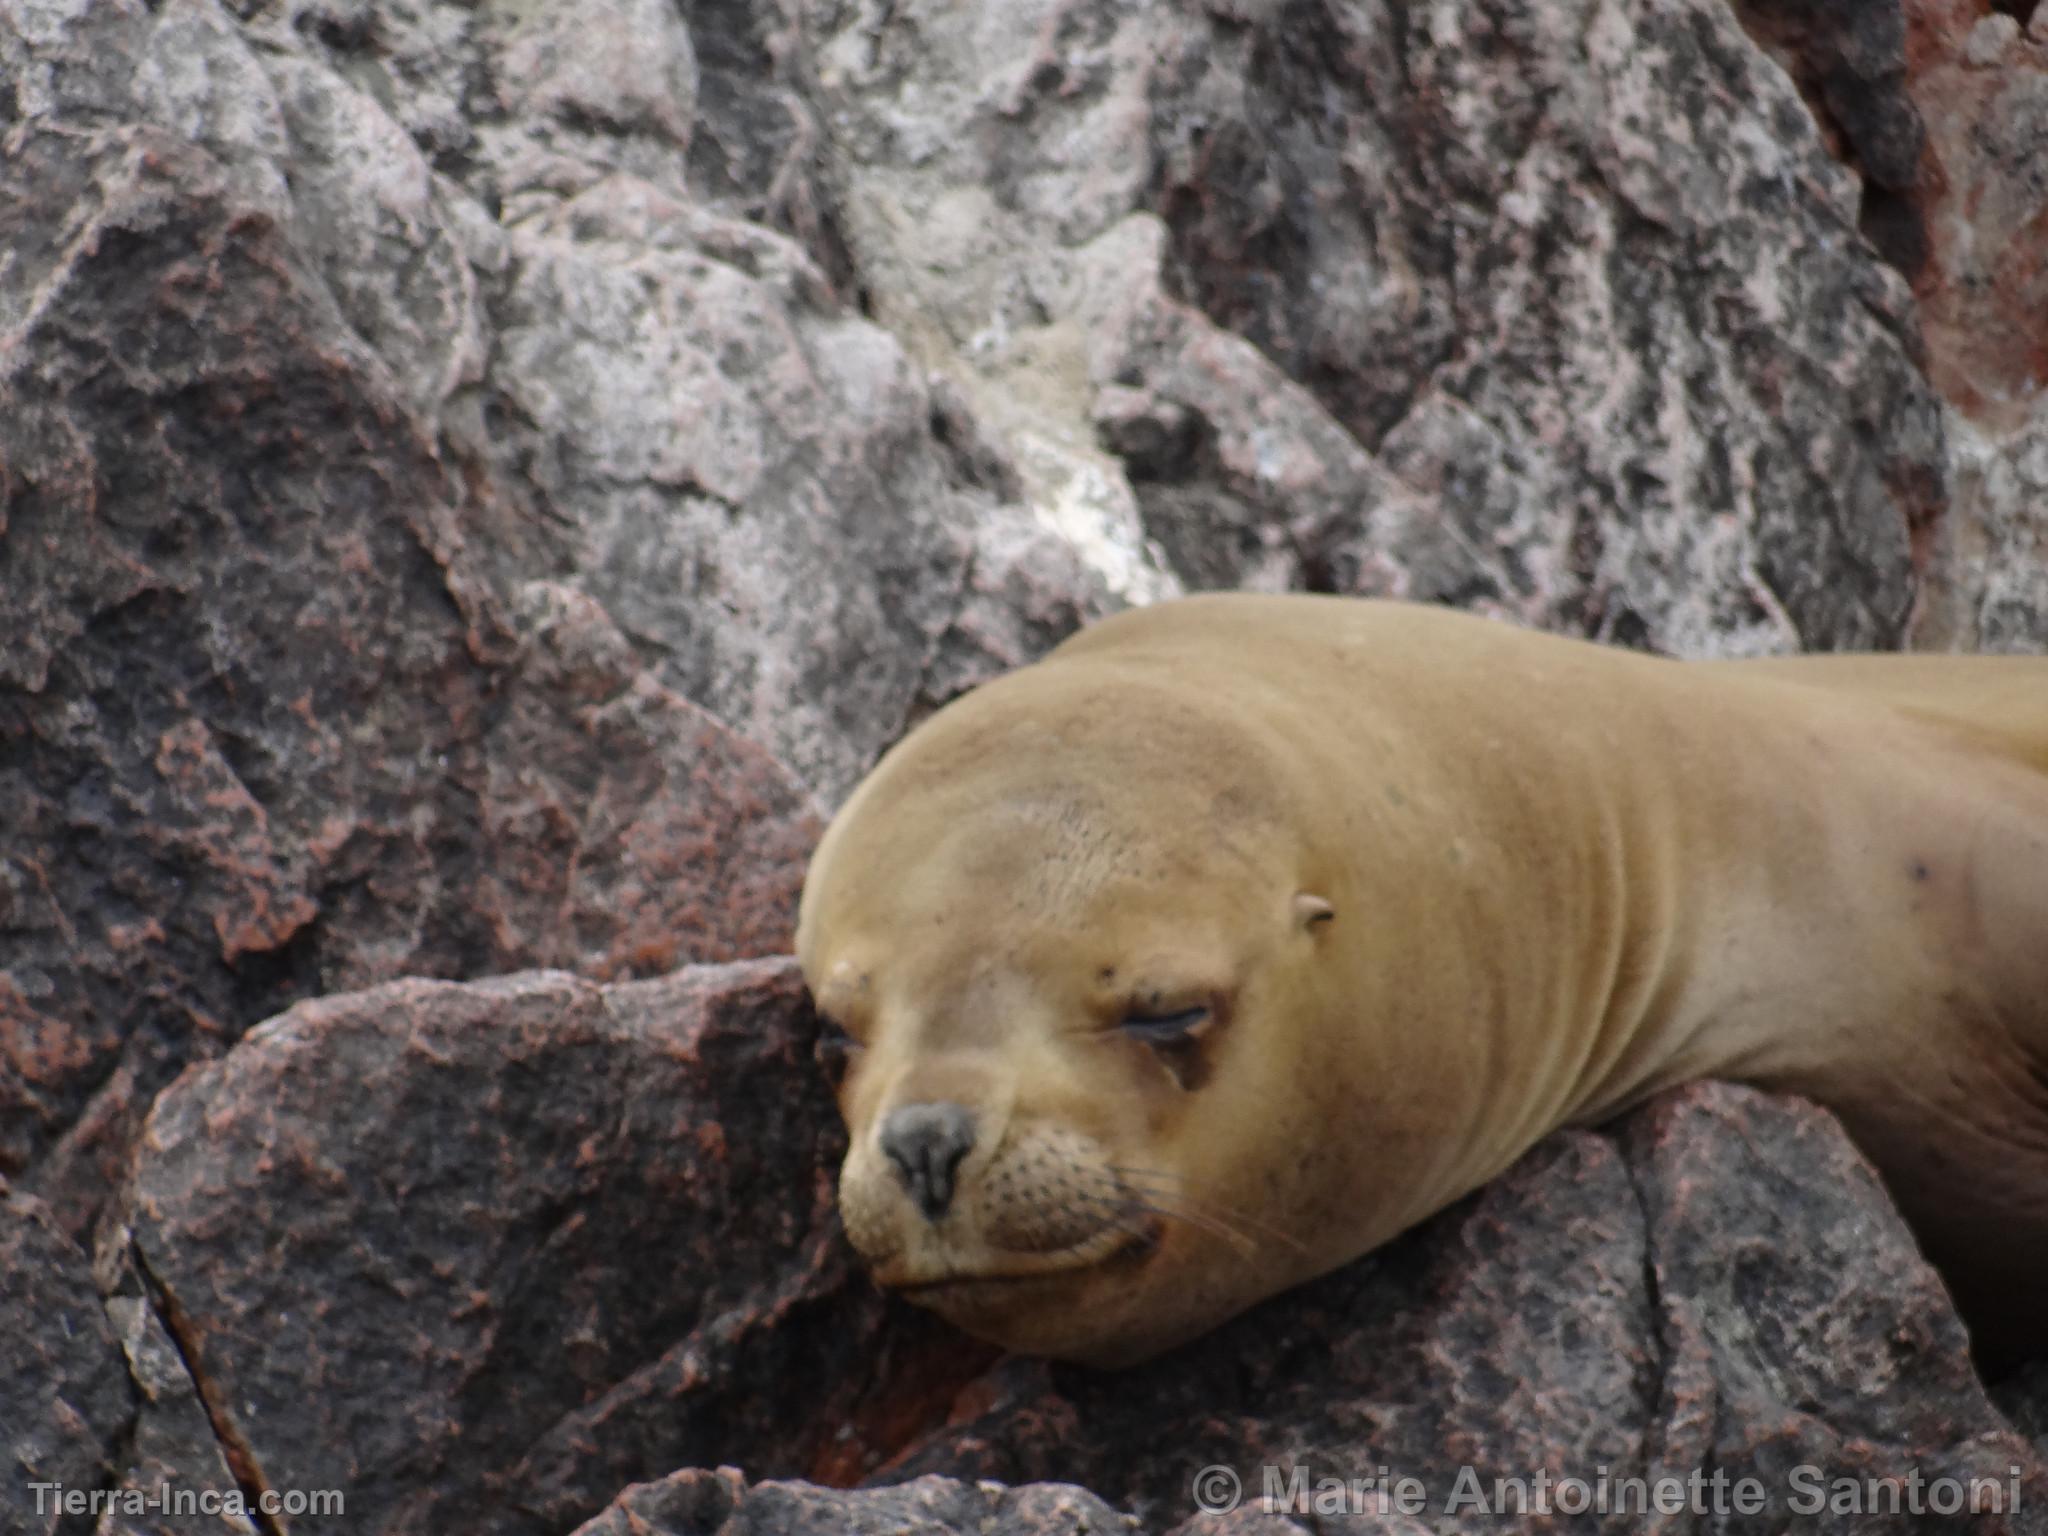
1120, 1005, 1209, 1044
816, 1015, 863, 1050
813, 1017, 865, 1087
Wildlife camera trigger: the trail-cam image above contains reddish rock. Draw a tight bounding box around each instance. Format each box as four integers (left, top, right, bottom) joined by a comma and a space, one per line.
0, 121, 823, 1235
108, 959, 979, 1536
1861, 1, 2048, 651
1901, 0, 2048, 432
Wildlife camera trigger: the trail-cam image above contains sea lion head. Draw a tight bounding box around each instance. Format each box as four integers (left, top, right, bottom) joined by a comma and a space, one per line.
796, 656, 1359, 1366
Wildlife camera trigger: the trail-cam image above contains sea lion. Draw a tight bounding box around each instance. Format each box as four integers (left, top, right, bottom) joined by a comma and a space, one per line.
795, 594, 2048, 1367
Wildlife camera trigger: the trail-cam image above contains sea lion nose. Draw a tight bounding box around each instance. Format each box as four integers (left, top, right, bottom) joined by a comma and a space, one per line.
878, 1101, 977, 1222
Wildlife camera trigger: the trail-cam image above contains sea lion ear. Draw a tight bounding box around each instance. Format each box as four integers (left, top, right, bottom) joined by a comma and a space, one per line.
1293, 893, 1335, 930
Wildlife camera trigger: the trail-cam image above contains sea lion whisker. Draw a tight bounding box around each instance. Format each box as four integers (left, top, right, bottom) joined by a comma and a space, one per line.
1106, 1167, 1309, 1252
1075, 1188, 1260, 1257
1089, 1205, 1171, 1251
1092, 1178, 1294, 1256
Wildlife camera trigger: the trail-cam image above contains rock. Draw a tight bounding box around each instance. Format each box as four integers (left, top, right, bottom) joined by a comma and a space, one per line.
1915, 413, 2048, 652
568, 1468, 1135, 1536
1997, 1361, 2048, 1458
1881, 0, 2048, 649
1727, 0, 1927, 275
107, 958, 985, 1536
90, 1239, 261, 1536
0, 1187, 134, 1536
471, 173, 1102, 797
225, 0, 1117, 800
1898, 0, 2048, 433
813, 0, 1945, 654
0, 1, 827, 1237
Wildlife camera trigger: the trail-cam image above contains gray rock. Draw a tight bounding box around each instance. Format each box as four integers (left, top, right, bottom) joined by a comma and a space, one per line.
810, 0, 1945, 653
569, 1469, 1137, 1536
90, 1240, 259, 1536
0, 1187, 134, 1536
1919, 414, 2048, 652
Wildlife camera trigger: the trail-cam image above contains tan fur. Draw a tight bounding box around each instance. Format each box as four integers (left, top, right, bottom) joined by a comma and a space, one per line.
798, 595, 2048, 1366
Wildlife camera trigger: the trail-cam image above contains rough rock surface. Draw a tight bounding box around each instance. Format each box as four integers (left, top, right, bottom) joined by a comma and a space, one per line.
1727, 0, 1928, 276
72, 956, 2048, 1536
567, 1468, 1135, 1536
3, 0, 2046, 1531
2000, 1363, 2048, 1459
0, 10, 827, 1238
814, 0, 1944, 653
1899, 0, 2048, 433
88, 1236, 263, 1536
0, 1187, 134, 1535
105, 959, 983, 1536
1891, 0, 2048, 650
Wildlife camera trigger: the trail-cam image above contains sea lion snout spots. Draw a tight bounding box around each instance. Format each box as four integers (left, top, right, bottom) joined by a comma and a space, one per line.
798, 594, 2048, 1366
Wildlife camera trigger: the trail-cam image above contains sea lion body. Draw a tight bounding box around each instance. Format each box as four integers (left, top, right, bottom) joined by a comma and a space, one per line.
797, 595, 2048, 1365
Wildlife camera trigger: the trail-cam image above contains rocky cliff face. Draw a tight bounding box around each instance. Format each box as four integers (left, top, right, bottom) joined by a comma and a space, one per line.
2, 0, 2044, 1532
